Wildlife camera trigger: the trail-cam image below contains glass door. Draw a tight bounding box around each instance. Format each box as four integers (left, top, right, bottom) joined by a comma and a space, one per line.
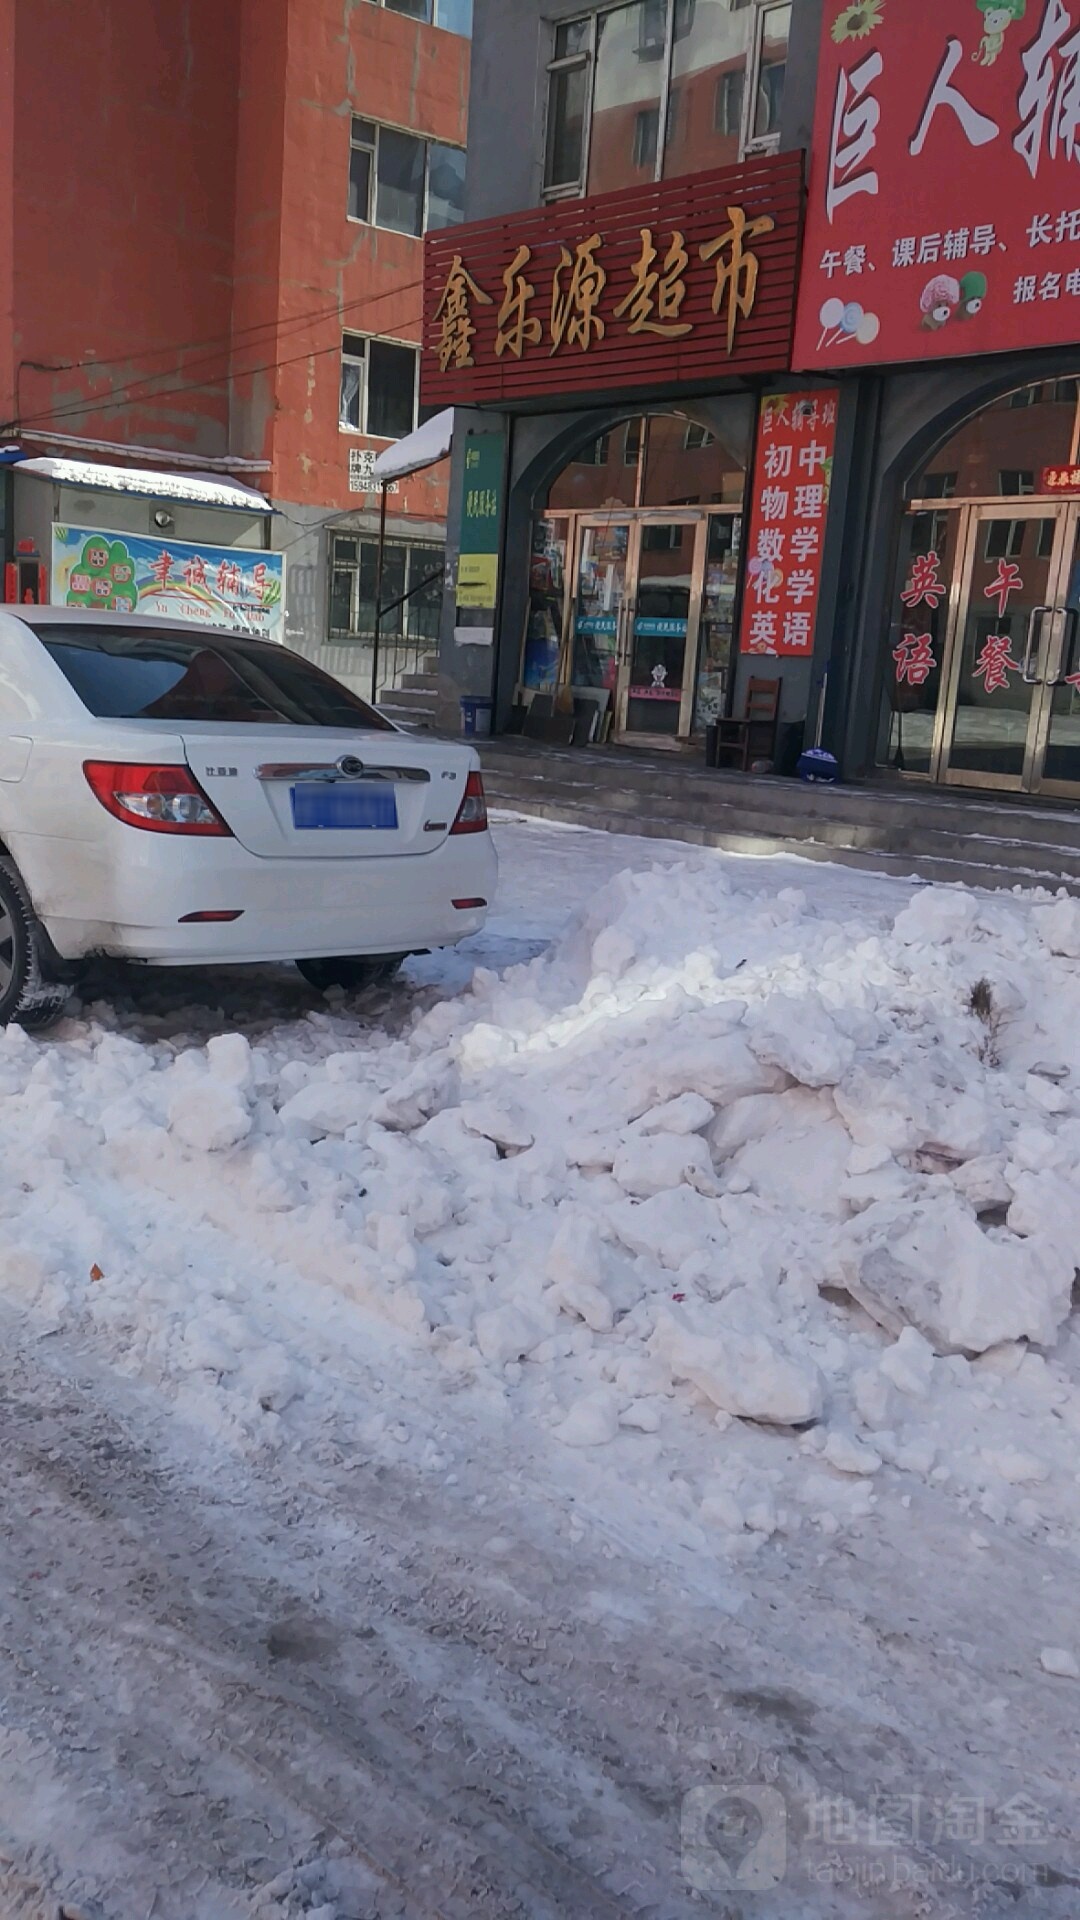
1029, 504, 1080, 796
694, 513, 742, 731
938, 506, 1065, 790
616, 515, 705, 741
570, 519, 631, 729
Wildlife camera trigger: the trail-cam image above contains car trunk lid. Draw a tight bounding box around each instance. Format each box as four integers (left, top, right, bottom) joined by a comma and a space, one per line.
181, 726, 470, 858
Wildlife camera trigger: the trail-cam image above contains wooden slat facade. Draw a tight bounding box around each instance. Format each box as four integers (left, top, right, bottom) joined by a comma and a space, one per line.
422, 151, 804, 409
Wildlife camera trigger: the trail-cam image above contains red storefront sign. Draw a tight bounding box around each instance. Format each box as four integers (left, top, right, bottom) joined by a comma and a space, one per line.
794, 0, 1080, 372
422, 153, 802, 408
739, 390, 839, 658
1043, 463, 1080, 491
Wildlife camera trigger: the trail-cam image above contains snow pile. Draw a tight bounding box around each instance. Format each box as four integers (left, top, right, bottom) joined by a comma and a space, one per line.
1, 859, 1080, 1548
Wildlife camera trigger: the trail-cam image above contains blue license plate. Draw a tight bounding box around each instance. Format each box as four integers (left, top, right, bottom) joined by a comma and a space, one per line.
291, 784, 398, 831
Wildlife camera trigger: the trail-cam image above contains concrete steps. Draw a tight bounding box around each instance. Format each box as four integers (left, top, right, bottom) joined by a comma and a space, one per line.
376, 655, 441, 730
478, 740, 1080, 895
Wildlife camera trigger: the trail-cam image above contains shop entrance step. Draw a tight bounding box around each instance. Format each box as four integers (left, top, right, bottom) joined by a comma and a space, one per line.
478, 739, 1080, 896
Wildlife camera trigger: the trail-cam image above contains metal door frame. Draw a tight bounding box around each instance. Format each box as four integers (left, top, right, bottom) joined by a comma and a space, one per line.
566, 513, 635, 719
1028, 500, 1080, 798
933, 501, 1075, 793
613, 511, 707, 743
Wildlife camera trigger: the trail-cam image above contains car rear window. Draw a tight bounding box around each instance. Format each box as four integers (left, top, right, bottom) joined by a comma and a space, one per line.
35, 624, 394, 730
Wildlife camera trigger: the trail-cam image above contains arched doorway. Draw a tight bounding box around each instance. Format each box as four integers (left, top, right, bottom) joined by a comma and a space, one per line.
521, 408, 749, 744
883, 377, 1080, 797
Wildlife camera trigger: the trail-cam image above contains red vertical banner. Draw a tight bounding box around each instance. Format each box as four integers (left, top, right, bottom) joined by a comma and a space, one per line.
739, 390, 839, 659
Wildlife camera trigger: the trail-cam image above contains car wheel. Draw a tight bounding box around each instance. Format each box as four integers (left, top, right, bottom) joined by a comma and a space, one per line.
0, 859, 71, 1031
295, 954, 405, 994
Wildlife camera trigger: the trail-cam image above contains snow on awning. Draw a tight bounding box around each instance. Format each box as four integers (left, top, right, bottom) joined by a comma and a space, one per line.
371, 409, 453, 484
15, 456, 271, 513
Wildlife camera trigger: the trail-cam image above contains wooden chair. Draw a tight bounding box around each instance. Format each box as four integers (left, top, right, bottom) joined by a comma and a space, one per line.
711, 677, 782, 772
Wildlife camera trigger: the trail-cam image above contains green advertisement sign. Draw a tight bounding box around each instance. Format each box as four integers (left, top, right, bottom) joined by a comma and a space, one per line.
455, 433, 503, 640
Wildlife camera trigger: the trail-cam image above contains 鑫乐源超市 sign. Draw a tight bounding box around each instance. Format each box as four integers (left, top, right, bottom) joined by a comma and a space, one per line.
794, 0, 1080, 371
740, 391, 839, 659
422, 154, 803, 408
51, 526, 285, 642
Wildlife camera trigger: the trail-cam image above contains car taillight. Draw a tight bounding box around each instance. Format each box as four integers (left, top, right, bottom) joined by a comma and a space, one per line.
83, 762, 232, 836
450, 769, 488, 836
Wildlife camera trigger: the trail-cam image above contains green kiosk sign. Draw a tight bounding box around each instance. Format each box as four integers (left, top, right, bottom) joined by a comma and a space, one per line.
455, 433, 503, 645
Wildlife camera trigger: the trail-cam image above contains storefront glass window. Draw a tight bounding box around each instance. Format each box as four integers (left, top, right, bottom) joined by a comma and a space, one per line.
573, 521, 630, 691
881, 511, 960, 776
695, 514, 742, 726
547, 425, 639, 511
526, 412, 749, 735
641, 410, 749, 506
524, 517, 571, 689
544, 409, 750, 513
880, 375, 1080, 797
913, 380, 1080, 499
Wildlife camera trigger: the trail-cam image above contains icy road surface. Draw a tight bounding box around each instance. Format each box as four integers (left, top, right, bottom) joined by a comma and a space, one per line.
0, 816, 1078, 1918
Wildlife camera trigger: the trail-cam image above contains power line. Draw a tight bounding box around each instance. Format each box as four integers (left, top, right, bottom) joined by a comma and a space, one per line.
273, 502, 451, 554
13, 260, 434, 395
11, 279, 425, 434
9, 276, 426, 436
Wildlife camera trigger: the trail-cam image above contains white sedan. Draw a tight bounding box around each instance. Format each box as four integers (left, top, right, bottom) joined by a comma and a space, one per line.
0, 607, 497, 1027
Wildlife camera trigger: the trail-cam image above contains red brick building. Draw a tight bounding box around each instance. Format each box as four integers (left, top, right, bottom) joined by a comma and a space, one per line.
0, 0, 469, 693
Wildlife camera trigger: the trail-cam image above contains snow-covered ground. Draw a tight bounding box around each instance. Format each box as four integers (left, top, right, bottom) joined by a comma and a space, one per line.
2, 815, 1080, 1917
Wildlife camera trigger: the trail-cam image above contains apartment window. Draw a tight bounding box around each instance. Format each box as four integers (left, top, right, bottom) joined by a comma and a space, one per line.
545, 19, 592, 191
576, 432, 612, 467
998, 470, 1036, 496
329, 534, 445, 642
641, 522, 684, 551
633, 90, 680, 170
339, 333, 420, 439
374, 0, 473, 34
348, 116, 465, 234
349, 119, 376, 222
683, 422, 715, 450
546, 0, 786, 198
920, 472, 957, 499
633, 107, 659, 171
714, 70, 745, 139
637, 0, 694, 53
749, 3, 790, 149
985, 519, 1027, 559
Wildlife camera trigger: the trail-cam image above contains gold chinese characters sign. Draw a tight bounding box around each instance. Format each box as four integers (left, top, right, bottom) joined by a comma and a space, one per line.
423, 154, 802, 408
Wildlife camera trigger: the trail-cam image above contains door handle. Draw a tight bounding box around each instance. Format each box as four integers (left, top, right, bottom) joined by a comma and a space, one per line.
618, 599, 636, 664
1046, 606, 1079, 687
1022, 605, 1052, 683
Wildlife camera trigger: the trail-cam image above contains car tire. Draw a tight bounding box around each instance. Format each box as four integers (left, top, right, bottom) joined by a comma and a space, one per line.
295, 954, 405, 994
0, 858, 71, 1031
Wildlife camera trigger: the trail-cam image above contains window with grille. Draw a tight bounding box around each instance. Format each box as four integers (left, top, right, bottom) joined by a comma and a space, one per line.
329, 535, 445, 642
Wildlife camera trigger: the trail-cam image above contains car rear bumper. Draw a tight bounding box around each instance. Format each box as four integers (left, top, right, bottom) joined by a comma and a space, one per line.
15, 829, 498, 964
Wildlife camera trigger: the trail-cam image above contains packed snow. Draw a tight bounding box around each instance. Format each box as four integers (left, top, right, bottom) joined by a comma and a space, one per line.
1, 814, 1079, 1915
